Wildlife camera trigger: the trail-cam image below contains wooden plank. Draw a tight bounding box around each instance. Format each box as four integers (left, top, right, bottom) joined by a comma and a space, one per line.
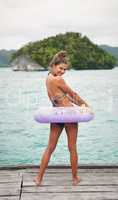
30, 167, 118, 176
23, 170, 118, 177
22, 185, 118, 193
19, 167, 118, 174
0, 184, 21, 197
0, 197, 19, 200
0, 171, 22, 199
0, 186, 20, 196
0, 171, 21, 183
21, 192, 118, 200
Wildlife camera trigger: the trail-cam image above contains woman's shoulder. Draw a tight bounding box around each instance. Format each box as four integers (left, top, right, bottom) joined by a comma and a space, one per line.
47, 73, 63, 82
52, 76, 65, 86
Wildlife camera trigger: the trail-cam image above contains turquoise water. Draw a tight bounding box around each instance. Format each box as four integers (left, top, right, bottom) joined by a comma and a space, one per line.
0, 67, 118, 166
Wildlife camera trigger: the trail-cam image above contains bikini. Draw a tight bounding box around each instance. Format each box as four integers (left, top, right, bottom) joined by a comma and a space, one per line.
51, 93, 67, 107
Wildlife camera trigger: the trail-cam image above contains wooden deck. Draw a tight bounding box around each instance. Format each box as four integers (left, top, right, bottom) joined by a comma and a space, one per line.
0, 165, 118, 200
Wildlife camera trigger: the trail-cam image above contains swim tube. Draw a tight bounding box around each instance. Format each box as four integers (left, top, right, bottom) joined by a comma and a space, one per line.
34, 106, 94, 123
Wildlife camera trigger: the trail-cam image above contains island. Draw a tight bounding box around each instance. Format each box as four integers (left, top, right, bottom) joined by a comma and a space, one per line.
10, 32, 117, 70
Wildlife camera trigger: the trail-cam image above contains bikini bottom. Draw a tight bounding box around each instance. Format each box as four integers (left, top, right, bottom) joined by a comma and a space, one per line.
55, 123, 65, 128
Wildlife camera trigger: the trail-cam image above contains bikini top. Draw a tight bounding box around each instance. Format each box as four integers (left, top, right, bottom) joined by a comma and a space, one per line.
51, 93, 67, 106
47, 72, 67, 106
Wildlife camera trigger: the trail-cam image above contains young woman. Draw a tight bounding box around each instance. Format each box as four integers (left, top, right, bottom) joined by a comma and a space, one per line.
34, 51, 90, 186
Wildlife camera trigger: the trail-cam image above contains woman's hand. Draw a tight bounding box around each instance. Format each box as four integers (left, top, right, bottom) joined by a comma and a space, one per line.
80, 104, 94, 114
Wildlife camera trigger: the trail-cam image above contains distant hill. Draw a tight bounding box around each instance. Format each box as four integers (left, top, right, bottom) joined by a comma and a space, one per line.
1, 34, 118, 69
100, 45, 118, 64
12, 32, 116, 70
0, 49, 16, 67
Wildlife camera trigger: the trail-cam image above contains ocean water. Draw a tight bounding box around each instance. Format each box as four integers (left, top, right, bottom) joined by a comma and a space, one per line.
0, 67, 118, 166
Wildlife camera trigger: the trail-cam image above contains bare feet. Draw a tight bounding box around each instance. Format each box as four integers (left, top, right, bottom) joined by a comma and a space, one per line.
33, 176, 42, 186
72, 176, 81, 186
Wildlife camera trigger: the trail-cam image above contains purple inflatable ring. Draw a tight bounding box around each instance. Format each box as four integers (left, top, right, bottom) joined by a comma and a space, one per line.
34, 106, 94, 123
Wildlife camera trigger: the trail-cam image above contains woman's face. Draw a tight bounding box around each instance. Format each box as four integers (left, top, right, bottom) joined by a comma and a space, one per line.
52, 63, 68, 76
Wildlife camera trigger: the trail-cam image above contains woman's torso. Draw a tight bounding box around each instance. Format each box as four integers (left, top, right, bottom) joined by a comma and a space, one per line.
46, 73, 73, 107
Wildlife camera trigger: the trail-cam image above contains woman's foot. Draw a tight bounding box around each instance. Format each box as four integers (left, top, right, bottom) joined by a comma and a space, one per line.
33, 176, 42, 186
72, 176, 81, 186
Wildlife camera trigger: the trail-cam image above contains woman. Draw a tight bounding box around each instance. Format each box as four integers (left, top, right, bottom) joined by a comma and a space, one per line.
34, 51, 90, 186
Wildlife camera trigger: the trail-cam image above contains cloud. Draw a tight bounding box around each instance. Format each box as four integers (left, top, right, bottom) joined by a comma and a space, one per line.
0, 0, 118, 49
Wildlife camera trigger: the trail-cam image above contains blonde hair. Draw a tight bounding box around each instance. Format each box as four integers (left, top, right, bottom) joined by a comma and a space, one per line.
49, 50, 70, 69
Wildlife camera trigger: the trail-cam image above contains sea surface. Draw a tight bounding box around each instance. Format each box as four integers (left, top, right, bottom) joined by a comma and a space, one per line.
0, 67, 118, 166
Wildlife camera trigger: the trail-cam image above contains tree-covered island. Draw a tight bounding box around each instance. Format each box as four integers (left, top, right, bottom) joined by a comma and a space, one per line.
11, 32, 116, 70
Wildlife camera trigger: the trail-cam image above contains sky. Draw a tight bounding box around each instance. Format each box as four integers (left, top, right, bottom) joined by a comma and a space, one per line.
0, 0, 118, 50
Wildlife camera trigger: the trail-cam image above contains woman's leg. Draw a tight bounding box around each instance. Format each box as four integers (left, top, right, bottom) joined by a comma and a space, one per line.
65, 123, 80, 185
34, 123, 64, 185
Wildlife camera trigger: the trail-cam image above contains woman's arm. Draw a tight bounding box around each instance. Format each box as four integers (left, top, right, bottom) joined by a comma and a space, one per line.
56, 77, 89, 107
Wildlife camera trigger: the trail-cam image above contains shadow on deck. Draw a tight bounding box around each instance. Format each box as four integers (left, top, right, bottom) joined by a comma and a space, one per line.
0, 164, 118, 200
